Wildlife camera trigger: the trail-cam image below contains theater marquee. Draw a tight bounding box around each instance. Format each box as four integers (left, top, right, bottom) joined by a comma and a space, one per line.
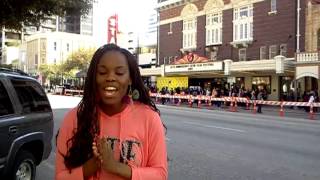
165, 61, 223, 73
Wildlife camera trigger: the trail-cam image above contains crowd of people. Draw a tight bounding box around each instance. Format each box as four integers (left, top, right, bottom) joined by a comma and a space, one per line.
148, 85, 319, 113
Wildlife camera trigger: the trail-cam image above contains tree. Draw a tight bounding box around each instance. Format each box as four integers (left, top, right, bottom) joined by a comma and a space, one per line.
0, 0, 93, 31
62, 48, 95, 73
39, 64, 65, 86
39, 64, 53, 79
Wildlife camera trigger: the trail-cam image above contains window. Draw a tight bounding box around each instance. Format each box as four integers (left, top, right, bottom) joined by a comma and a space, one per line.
11, 78, 51, 113
271, 0, 277, 12
269, 45, 278, 59
233, 5, 253, 42
163, 57, 167, 64
239, 48, 246, 61
67, 43, 70, 51
260, 46, 267, 59
168, 23, 173, 35
280, 44, 287, 57
206, 13, 222, 45
35, 54, 38, 65
183, 18, 197, 49
0, 81, 14, 116
54, 42, 57, 51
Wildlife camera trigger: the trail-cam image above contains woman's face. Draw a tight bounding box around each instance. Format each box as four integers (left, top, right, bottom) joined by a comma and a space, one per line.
96, 51, 131, 107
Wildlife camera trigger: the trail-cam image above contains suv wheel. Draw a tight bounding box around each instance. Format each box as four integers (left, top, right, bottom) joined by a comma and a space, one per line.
12, 151, 36, 180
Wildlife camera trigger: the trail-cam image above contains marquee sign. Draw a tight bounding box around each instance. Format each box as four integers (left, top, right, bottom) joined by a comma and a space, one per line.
165, 61, 223, 73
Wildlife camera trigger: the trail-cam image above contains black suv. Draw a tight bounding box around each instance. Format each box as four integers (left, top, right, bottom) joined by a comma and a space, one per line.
0, 68, 53, 180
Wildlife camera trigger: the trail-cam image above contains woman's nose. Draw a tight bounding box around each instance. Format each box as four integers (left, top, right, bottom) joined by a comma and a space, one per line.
105, 74, 116, 82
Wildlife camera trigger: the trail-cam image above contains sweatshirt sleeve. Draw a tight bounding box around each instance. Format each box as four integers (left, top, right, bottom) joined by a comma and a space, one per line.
129, 113, 168, 180
55, 108, 84, 180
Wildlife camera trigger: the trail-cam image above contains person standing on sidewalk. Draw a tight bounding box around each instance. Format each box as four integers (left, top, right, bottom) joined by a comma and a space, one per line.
55, 44, 168, 180
257, 90, 264, 113
308, 91, 315, 113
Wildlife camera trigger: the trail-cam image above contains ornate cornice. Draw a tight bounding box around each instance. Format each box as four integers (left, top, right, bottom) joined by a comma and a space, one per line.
157, 0, 197, 11
181, 3, 198, 18
204, 0, 224, 13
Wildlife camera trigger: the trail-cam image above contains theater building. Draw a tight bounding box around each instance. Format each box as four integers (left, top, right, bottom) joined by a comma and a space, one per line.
141, 0, 307, 100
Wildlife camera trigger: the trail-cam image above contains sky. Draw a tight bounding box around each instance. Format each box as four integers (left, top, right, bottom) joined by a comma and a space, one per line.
93, 0, 157, 46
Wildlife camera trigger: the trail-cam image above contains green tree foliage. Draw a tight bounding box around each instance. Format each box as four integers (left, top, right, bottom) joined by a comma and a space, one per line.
39, 64, 64, 85
62, 48, 95, 73
0, 0, 93, 30
39, 64, 53, 79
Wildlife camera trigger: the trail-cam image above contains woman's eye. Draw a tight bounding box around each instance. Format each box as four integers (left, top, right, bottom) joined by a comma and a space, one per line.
99, 72, 107, 75
116, 72, 124, 75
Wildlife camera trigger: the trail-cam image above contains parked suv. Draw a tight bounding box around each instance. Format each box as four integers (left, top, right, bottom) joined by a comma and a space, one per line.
0, 68, 53, 180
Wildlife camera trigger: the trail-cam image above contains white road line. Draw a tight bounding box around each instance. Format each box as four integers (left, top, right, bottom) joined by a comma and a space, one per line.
183, 121, 246, 133
165, 137, 171, 141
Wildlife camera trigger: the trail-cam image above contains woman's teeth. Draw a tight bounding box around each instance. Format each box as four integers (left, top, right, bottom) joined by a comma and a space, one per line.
104, 87, 118, 96
105, 87, 117, 91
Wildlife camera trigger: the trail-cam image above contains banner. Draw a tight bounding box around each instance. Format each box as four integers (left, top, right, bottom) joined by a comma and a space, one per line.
156, 77, 188, 90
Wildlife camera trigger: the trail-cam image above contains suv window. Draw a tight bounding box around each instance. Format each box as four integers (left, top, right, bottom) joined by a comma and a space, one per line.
0, 80, 14, 116
10, 77, 51, 113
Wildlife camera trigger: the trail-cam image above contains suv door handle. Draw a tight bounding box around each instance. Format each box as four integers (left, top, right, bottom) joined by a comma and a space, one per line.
9, 126, 18, 134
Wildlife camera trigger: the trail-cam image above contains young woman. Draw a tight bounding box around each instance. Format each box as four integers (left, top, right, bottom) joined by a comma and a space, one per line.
55, 44, 167, 180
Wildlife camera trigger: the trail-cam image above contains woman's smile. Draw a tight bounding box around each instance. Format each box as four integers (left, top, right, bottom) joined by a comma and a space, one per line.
103, 86, 119, 98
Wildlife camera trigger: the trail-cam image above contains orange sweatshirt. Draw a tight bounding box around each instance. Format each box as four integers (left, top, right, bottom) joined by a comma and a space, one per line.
55, 102, 168, 180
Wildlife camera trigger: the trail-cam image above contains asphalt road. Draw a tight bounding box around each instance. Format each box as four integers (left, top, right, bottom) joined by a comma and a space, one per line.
36, 95, 320, 180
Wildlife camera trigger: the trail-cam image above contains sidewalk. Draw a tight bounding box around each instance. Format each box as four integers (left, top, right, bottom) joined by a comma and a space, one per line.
155, 100, 320, 120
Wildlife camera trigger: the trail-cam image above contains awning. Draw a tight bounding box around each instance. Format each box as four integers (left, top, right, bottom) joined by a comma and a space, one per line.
296, 66, 319, 79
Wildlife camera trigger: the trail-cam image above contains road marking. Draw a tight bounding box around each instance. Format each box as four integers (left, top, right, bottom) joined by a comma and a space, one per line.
162, 107, 320, 129
183, 121, 246, 133
165, 137, 171, 141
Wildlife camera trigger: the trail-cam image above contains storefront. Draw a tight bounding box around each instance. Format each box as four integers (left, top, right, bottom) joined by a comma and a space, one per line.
279, 76, 295, 101
252, 76, 271, 94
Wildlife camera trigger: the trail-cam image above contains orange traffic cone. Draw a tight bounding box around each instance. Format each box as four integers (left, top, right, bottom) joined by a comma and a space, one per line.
177, 97, 181, 106
246, 98, 250, 110
230, 97, 234, 112
189, 96, 193, 107
234, 98, 238, 112
208, 97, 212, 106
309, 103, 315, 120
198, 96, 202, 108
279, 102, 284, 117
253, 101, 257, 114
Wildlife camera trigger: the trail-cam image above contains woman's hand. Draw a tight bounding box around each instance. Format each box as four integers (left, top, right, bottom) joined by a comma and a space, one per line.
92, 136, 118, 173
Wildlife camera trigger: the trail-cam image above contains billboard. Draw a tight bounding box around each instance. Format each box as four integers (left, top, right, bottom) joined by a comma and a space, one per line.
156, 77, 188, 91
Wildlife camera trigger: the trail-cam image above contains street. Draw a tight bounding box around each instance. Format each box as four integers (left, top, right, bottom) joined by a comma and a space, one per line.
36, 95, 320, 180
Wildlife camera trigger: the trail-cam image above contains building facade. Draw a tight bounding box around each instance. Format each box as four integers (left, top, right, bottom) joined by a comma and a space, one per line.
295, 0, 320, 98
58, 8, 93, 36
143, 0, 307, 100
24, 32, 96, 75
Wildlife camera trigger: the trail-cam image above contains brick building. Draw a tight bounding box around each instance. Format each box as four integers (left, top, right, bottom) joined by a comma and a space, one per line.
295, 0, 320, 98
140, 0, 309, 101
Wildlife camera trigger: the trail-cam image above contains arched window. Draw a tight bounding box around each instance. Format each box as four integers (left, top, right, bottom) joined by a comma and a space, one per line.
181, 4, 198, 49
